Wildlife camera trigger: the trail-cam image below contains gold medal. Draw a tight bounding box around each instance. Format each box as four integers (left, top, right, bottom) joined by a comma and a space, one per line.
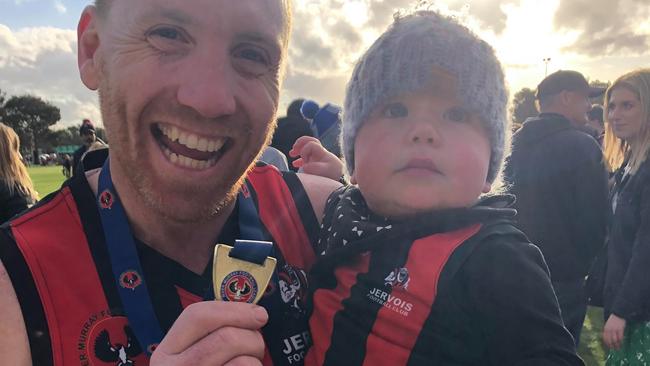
213, 243, 277, 304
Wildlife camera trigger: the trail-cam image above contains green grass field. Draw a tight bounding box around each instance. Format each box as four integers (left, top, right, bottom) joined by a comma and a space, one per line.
27, 165, 608, 365
28, 165, 67, 198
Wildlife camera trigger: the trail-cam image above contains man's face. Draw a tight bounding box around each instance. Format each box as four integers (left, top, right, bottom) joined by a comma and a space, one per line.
565, 90, 591, 126
79, 0, 287, 222
82, 130, 96, 145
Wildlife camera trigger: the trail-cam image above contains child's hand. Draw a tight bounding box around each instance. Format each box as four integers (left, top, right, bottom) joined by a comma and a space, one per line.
290, 136, 345, 182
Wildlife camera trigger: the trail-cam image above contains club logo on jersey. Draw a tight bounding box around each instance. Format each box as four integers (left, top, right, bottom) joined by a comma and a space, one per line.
278, 265, 309, 314
119, 270, 142, 290
221, 270, 258, 303
366, 267, 413, 317
78, 314, 147, 366
94, 325, 141, 366
99, 190, 114, 210
384, 267, 410, 290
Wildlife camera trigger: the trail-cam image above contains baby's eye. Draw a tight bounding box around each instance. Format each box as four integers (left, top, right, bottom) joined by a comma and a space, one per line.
443, 106, 469, 122
382, 103, 408, 118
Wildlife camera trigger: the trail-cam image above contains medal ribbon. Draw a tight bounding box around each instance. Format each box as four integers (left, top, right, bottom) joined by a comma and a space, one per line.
97, 159, 273, 355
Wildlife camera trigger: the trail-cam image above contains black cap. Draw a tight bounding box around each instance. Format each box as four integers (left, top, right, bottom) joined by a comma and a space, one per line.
536, 70, 605, 99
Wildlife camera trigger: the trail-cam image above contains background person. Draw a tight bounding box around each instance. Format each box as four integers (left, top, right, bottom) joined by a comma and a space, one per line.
504, 70, 609, 345
601, 68, 650, 364
0, 123, 38, 224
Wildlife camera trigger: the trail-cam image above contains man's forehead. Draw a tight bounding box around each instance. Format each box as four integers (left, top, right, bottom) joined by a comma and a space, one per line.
108, 0, 287, 37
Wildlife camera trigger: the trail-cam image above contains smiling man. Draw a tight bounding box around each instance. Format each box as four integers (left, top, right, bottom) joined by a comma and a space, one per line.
0, 0, 338, 365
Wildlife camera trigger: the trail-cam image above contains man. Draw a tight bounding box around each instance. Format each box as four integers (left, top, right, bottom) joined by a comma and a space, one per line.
0, 1, 338, 365
504, 70, 609, 345
586, 104, 605, 146
71, 119, 101, 176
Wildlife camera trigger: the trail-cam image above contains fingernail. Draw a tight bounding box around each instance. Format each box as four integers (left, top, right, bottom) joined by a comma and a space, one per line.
253, 306, 268, 323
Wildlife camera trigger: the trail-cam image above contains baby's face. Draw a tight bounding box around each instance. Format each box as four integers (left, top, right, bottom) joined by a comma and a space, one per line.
351, 72, 492, 218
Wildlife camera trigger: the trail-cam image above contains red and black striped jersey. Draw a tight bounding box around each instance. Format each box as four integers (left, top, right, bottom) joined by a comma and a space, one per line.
305, 186, 583, 366
0, 149, 319, 366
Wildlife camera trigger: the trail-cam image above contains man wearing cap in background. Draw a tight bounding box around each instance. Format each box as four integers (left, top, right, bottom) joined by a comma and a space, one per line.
504, 70, 609, 345
72, 119, 100, 176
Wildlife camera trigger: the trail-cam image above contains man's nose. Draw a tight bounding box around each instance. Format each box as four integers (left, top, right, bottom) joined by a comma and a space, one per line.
176, 52, 237, 119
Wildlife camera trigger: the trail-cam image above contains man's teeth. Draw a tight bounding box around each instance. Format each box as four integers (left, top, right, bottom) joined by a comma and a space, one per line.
160, 125, 225, 152
162, 146, 217, 170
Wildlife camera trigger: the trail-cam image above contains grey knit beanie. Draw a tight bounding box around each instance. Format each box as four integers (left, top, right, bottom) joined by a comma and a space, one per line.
343, 10, 509, 183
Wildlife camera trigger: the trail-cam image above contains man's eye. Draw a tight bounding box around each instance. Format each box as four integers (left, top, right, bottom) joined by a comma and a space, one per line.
146, 26, 186, 42
444, 106, 469, 122
232, 45, 272, 77
145, 26, 191, 54
382, 103, 408, 118
236, 48, 269, 65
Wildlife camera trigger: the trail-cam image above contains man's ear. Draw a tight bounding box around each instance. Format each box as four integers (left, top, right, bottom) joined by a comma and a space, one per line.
559, 90, 572, 106
78, 6, 101, 91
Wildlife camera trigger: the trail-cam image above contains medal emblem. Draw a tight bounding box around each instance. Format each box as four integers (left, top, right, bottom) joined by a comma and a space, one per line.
221, 270, 258, 303
213, 242, 276, 304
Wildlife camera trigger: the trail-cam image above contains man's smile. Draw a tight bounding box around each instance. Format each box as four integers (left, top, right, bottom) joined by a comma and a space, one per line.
151, 123, 232, 170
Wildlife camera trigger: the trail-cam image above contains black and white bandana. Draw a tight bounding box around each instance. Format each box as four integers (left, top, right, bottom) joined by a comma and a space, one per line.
316, 186, 517, 258
316, 186, 395, 256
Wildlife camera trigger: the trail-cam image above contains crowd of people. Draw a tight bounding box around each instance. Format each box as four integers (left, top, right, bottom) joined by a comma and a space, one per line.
0, 1, 648, 365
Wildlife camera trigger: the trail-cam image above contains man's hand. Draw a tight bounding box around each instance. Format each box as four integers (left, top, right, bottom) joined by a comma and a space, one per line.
150, 301, 268, 365
603, 314, 626, 350
290, 136, 344, 181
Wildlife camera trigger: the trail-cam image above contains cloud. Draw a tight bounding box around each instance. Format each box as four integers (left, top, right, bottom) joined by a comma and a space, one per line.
363, 0, 514, 33
54, 0, 67, 14
554, 0, 650, 56
0, 24, 100, 128
441, 0, 516, 33
283, 0, 369, 106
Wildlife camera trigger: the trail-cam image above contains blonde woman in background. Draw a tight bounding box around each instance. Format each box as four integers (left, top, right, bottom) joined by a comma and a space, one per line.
602, 68, 650, 365
0, 123, 38, 223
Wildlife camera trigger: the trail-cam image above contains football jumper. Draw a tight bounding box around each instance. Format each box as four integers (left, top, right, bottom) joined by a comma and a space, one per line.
305, 186, 583, 366
0, 150, 319, 366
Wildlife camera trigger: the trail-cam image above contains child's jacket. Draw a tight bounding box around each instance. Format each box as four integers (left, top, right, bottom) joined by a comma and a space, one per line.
306, 186, 584, 366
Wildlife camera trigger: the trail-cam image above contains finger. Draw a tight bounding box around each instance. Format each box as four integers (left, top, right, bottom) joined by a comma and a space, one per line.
614, 329, 624, 350
179, 327, 265, 365
603, 330, 613, 349
158, 302, 267, 354
290, 136, 321, 157
292, 157, 305, 168
225, 355, 264, 366
301, 141, 333, 167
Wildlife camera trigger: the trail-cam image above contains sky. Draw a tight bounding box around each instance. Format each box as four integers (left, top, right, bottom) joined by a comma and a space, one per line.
1, 0, 649, 129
